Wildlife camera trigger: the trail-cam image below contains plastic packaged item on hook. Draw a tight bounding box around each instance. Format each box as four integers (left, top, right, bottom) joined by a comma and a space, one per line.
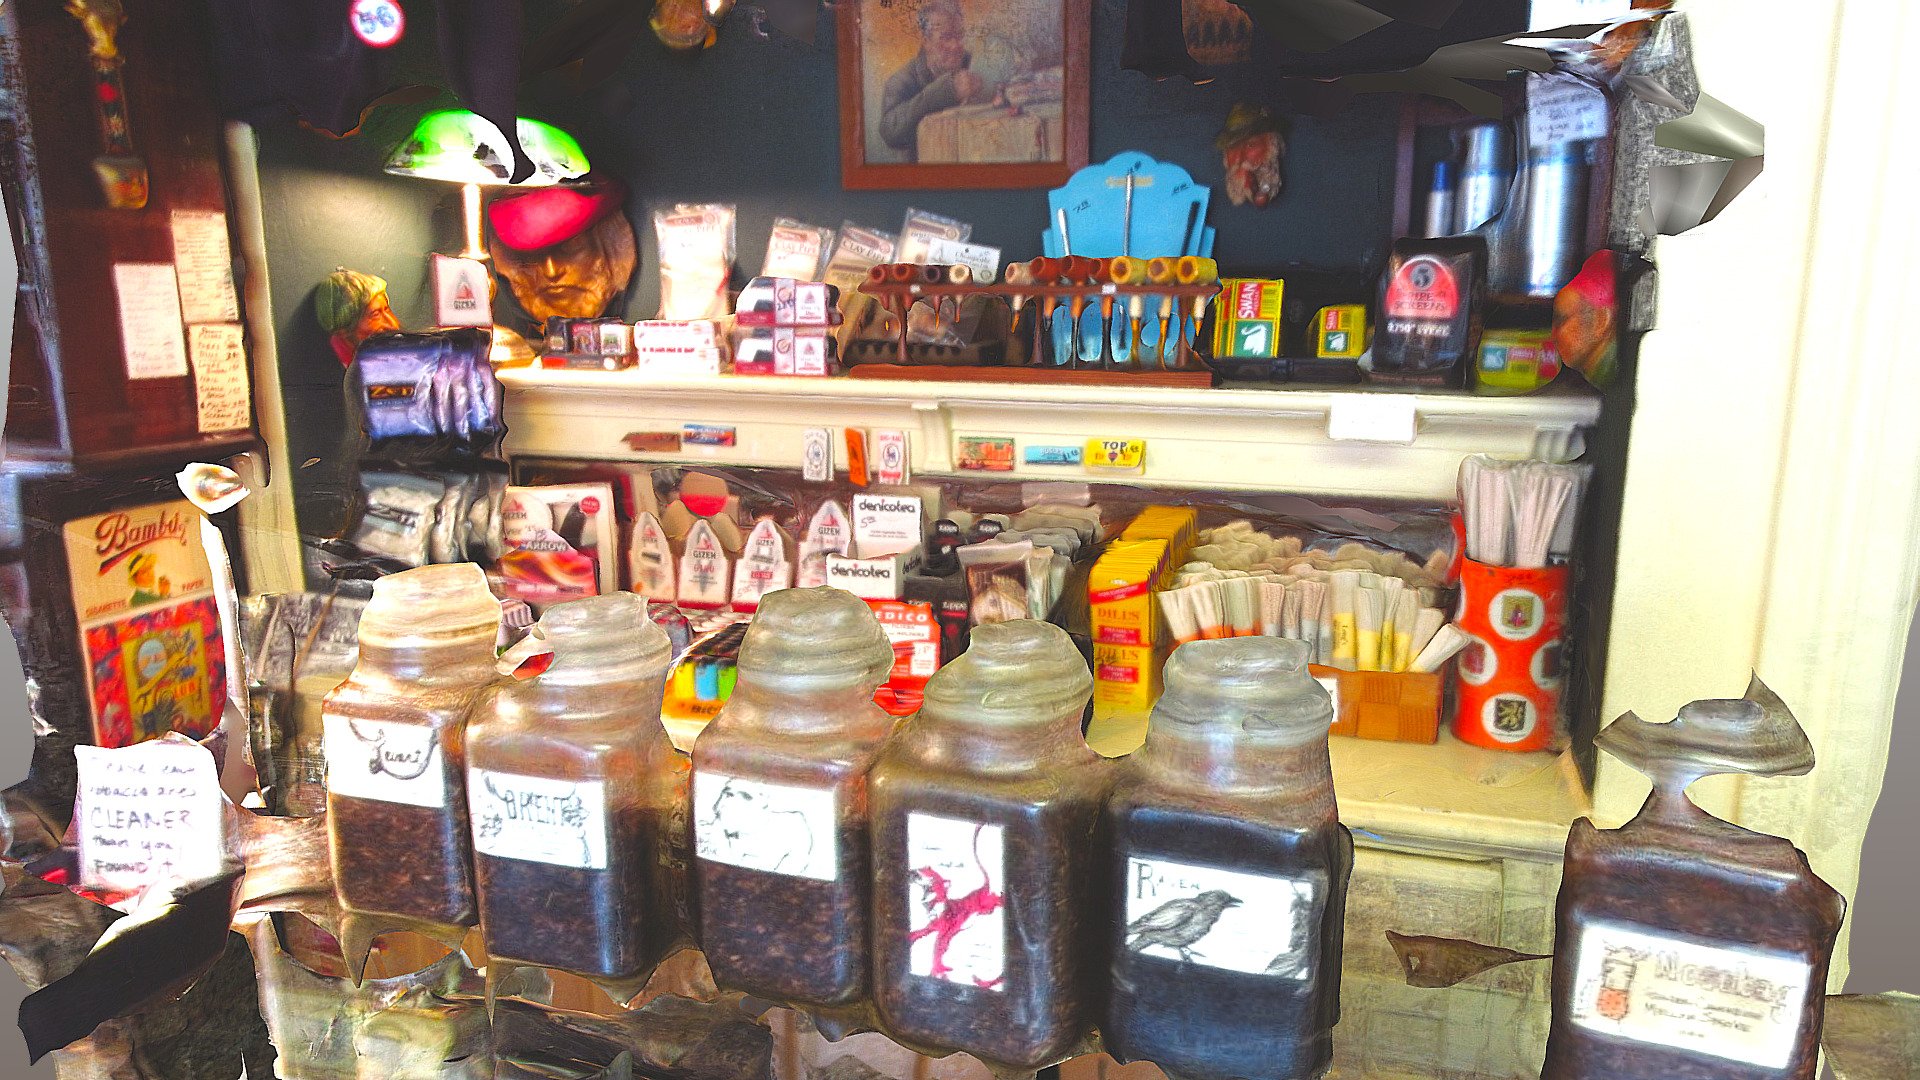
466, 593, 678, 988
324, 564, 502, 979
1544, 680, 1845, 1080
869, 620, 1111, 1070
692, 588, 897, 1016
1104, 638, 1352, 1080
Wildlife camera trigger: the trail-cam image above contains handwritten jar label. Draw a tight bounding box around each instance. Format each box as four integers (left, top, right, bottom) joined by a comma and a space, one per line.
692, 772, 837, 882
75, 739, 225, 893
1568, 920, 1811, 1069
322, 716, 446, 808
1125, 857, 1316, 979
467, 769, 608, 870
906, 813, 1005, 991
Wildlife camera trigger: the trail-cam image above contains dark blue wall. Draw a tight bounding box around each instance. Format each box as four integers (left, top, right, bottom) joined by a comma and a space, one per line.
254, 0, 1405, 542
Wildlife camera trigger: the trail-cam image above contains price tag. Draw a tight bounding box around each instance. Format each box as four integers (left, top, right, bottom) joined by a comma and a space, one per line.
1085, 437, 1146, 473
75, 738, 226, 894
1327, 395, 1417, 444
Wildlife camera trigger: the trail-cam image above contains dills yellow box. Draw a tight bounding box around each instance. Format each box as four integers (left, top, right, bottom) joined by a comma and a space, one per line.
1094, 641, 1164, 718
1212, 279, 1286, 359
1089, 539, 1166, 646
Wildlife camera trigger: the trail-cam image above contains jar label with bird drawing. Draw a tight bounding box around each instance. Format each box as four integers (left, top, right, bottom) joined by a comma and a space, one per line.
1567, 921, 1810, 1069
692, 772, 839, 882
1125, 857, 1315, 978
468, 769, 608, 870
906, 814, 1006, 990
322, 716, 445, 808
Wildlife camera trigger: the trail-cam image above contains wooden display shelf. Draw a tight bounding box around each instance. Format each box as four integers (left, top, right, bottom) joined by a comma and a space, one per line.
843, 363, 1212, 388
498, 369, 1601, 502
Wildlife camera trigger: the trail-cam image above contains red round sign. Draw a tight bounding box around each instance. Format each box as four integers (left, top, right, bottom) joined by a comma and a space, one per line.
579, 496, 602, 515
349, 0, 405, 48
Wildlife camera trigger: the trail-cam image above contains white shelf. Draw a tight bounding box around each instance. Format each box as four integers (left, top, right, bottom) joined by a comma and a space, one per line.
1088, 716, 1591, 859
499, 370, 1602, 502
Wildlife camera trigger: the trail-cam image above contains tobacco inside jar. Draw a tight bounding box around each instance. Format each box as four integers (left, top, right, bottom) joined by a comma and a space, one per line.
693, 587, 898, 1011
324, 563, 502, 975
868, 620, 1112, 1070
466, 592, 678, 982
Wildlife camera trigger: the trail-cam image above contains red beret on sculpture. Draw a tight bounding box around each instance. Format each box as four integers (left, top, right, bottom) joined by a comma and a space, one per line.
487, 175, 628, 252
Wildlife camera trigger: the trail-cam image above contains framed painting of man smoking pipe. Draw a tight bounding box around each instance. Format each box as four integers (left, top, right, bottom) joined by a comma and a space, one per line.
837, 0, 1090, 190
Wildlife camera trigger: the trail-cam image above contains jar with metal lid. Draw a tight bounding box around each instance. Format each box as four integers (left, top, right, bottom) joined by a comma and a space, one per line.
691, 587, 897, 1011
324, 563, 501, 977
868, 620, 1112, 1069
466, 592, 677, 983
1103, 637, 1352, 1080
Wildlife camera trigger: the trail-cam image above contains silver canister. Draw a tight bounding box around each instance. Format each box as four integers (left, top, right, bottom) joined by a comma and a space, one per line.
1525, 143, 1590, 297
1455, 122, 1513, 234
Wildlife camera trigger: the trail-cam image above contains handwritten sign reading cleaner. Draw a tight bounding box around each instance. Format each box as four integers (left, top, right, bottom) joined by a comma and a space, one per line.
75, 736, 226, 893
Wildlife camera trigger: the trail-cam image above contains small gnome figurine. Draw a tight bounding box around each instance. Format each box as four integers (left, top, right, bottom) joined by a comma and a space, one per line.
1217, 103, 1285, 209
315, 269, 401, 367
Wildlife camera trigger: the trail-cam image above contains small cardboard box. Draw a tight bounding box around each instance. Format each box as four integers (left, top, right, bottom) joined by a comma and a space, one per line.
1212, 279, 1285, 359
1310, 665, 1444, 743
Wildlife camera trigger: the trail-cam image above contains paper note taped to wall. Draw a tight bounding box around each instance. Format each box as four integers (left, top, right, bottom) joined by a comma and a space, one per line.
170, 211, 241, 325
75, 736, 226, 894
189, 323, 251, 434
114, 263, 189, 380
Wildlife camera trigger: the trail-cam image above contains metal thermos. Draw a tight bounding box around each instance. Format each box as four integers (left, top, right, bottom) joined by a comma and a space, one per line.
1455, 122, 1513, 234
1525, 143, 1589, 297
1424, 160, 1457, 238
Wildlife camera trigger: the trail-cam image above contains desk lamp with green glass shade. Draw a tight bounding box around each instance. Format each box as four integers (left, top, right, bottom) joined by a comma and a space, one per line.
384, 110, 590, 260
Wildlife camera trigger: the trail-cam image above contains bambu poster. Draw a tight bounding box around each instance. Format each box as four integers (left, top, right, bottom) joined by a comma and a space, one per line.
63, 502, 224, 748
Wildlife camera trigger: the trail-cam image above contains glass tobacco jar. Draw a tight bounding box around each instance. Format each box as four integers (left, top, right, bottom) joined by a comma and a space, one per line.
1103, 638, 1352, 1080
691, 587, 897, 1010
868, 620, 1113, 1070
324, 564, 501, 976
466, 592, 677, 983
1545, 680, 1845, 1080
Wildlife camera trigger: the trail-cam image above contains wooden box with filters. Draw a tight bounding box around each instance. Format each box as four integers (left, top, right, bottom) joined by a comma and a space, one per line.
1310, 665, 1444, 743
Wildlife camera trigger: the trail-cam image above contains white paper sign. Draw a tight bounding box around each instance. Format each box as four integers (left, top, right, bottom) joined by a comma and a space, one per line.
692, 772, 838, 881
113, 263, 189, 380
188, 323, 251, 434
1327, 394, 1417, 444
170, 211, 241, 325
75, 739, 225, 893
1528, 73, 1610, 148
323, 715, 447, 808
1568, 921, 1811, 1069
1125, 857, 1317, 978
468, 769, 609, 870
1529, 0, 1632, 31
907, 813, 1005, 989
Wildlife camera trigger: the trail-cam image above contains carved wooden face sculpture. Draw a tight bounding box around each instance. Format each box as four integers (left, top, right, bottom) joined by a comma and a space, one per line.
489, 213, 636, 322
485, 177, 636, 323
